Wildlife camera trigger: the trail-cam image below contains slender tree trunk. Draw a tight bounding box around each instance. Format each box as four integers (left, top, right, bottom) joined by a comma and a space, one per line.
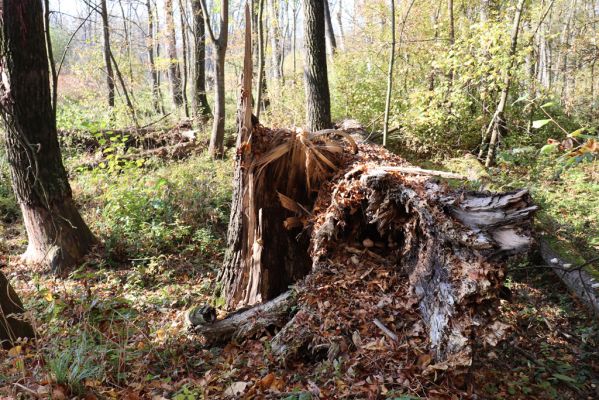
117, 0, 134, 81
191, 0, 211, 120
166, 0, 184, 108
269, 0, 282, 80
0, 0, 96, 272
100, 0, 115, 107
0, 272, 34, 348
154, 0, 167, 114
559, 0, 576, 108
323, 0, 337, 55
303, 0, 332, 131
336, 0, 345, 50
447, 0, 455, 84
485, 0, 526, 167
179, 0, 190, 117
43, 0, 57, 118
382, 0, 396, 147
256, 0, 266, 117
200, 0, 229, 158
147, 0, 162, 113
292, 1, 298, 77
109, 49, 139, 127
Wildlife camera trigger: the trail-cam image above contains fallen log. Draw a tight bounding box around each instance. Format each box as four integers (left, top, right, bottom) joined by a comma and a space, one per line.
74, 141, 199, 170
539, 238, 599, 315
188, 291, 296, 346
58, 119, 197, 153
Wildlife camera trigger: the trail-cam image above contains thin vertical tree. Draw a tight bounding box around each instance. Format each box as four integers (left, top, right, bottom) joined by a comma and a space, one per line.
166, 0, 184, 108
303, 0, 332, 131
191, 0, 211, 120
323, 0, 337, 55
484, 0, 526, 167
447, 0, 455, 84
0, 0, 96, 271
269, 0, 282, 80
382, 0, 396, 147
178, 0, 191, 117
200, 0, 229, 158
147, 0, 162, 113
100, 0, 116, 107
256, 0, 267, 117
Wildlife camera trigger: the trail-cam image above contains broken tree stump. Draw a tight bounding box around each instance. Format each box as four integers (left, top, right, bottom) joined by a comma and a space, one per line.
190, 11, 536, 376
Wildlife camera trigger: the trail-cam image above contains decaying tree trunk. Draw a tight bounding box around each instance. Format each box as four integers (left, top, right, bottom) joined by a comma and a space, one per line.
192, 7, 536, 375
0, 271, 35, 348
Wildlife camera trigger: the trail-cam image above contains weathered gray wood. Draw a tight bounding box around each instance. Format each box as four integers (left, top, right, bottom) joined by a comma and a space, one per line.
540, 239, 599, 316
189, 291, 295, 346
307, 167, 536, 366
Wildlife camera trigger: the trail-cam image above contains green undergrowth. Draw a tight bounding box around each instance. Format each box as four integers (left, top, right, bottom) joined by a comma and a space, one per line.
74, 153, 234, 264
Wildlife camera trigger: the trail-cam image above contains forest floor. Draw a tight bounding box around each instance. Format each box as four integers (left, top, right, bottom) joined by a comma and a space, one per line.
1, 146, 598, 399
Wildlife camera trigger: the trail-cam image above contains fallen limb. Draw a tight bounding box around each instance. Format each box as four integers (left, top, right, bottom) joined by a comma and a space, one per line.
189, 291, 296, 346
75, 141, 199, 170
539, 238, 599, 315
377, 166, 467, 180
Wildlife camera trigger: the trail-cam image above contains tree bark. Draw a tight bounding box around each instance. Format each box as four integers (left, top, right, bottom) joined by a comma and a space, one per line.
382, 0, 396, 147
178, 0, 190, 117
484, 0, 526, 167
146, 0, 162, 114
199, 0, 229, 158
447, 0, 455, 84
269, 0, 282, 80
256, 0, 267, 117
0, 271, 35, 349
0, 0, 96, 272
323, 0, 337, 55
191, 0, 211, 120
100, 0, 116, 107
303, 0, 332, 131
166, 0, 184, 108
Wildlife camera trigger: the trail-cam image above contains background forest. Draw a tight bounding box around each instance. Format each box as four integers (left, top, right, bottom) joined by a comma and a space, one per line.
0, 0, 598, 398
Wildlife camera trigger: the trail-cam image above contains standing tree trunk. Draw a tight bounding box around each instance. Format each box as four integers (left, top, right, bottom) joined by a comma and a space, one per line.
484, 0, 526, 167
200, 0, 229, 158
178, 0, 190, 117
292, 0, 298, 77
382, 0, 395, 147
303, 0, 332, 131
0, 0, 96, 272
336, 0, 345, 50
166, 0, 184, 108
323, 0, 337, 55
269, 0, 282, 80
100, 0, 115, 107
191, 0, 211, 120
256, 0, 267, 117
0, 272, 34, 349
146, 0, 162, 114
447, 0, 455, 84
154, 0, 167, 114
